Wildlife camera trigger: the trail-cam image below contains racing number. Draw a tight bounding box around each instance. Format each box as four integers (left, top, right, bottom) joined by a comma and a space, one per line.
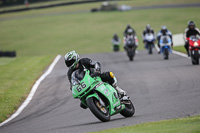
76, 82, 87, 92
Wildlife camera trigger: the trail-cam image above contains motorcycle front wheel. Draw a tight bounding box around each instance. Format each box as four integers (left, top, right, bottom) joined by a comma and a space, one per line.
127, 49, 135, 61
86, 97, 110, 122
164, 48, 169, 60
148, 44, 153, 54
191, 50, 199, 65
120, 100, 135, 117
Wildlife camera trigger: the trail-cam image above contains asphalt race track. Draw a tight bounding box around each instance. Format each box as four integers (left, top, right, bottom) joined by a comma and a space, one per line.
0, 50, 200, 133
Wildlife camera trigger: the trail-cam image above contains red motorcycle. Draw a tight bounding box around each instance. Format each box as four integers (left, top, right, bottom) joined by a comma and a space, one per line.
188, 36, 200, 65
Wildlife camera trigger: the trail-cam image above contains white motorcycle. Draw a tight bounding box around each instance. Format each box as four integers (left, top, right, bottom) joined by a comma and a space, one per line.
144, 33, 155, 54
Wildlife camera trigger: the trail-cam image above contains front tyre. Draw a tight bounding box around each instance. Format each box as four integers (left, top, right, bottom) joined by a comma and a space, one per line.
127, 50, 134, 61
164, 48, 169, 60
149, 44, 153, 54
129, 56, 133, 61
193, 50, 199, 65
120, 100, 135, 117
86, 97, 110, 122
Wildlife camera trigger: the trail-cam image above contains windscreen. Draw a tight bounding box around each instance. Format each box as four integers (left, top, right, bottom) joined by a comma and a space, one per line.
190, 36, 198, 41
71, 70, 85, 86
161, 35, 170, 44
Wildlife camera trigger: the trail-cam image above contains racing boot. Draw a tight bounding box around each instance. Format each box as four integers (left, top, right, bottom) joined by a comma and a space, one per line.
110, 72, 129, 101
184, 43, 190, 57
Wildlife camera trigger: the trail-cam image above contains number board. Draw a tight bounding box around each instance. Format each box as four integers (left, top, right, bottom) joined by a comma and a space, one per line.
76, 82, 87, 92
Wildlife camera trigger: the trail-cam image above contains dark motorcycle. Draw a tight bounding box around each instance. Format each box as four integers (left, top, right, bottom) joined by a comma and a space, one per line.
124, 36, 137, 61
188, 36, 200, 65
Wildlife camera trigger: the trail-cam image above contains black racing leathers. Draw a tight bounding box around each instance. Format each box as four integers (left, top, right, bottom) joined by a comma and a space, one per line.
142, 30, 155, 39
142, 29, 156, 44
67, 58, 114, 90
184, 27, 200, 56
184, 27, 200, 39
124, 27, 136, 36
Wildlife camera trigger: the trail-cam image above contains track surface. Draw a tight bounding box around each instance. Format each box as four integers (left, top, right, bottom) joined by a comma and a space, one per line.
0, 50, 200, 133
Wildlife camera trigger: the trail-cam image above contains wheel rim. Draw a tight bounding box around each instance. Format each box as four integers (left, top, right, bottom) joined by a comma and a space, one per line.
95, 100, 107, 114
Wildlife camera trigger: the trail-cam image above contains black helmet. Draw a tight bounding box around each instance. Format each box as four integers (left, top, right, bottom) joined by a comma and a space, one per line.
113, 33, 119, 41
127, 24, 131, 29
64, 50, 79, 69
188, 21, 195, 29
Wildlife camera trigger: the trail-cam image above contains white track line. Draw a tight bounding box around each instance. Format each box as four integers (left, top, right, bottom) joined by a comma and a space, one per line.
0, 55, 62, 127
172, 50, 190, 59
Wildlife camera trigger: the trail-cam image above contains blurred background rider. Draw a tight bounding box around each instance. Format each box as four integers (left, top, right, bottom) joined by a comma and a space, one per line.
111, 33, 121, 52
183, 21, 200, 56
157, 25, 173, 53
142, 24, 156, 49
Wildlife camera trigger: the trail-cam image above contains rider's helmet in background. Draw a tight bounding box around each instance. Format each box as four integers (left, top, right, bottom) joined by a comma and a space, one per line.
127, 29, 133, 35
64, 50, 79, 69
188, 21, 195, 29
126, 24, 131, 29
146, 24, 151, 33
113, 33, 119, 41
161, 25, 167, 35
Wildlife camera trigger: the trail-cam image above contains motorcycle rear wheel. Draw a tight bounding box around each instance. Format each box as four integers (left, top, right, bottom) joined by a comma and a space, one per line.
120, 100, 135, 117
86, 97, 110, 122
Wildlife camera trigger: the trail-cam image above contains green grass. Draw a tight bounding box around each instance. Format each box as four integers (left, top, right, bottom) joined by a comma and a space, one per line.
1, 7, 200, 56
0, 56, 53, 122
0, 0, 200, 124
173, 46, 187, 54
91, 115, 200, 133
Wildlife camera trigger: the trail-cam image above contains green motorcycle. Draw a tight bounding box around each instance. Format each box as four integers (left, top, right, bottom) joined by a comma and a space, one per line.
71, 69, 135, 122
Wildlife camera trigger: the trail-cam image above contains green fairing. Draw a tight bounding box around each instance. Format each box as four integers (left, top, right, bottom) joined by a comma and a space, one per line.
71, 69, 125, 116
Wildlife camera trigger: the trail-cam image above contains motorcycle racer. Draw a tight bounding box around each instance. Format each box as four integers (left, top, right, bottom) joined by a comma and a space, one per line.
64, 51, 127, 108
157, 26, 173, 53
183, 21, 200, 56
142, 24, 156, 43
142, 24, 156, 51
112, 33, 121, 51
123, 29, 139, 50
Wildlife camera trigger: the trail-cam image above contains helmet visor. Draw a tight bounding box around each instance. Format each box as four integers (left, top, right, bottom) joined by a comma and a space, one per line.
65, 59, 76, 67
